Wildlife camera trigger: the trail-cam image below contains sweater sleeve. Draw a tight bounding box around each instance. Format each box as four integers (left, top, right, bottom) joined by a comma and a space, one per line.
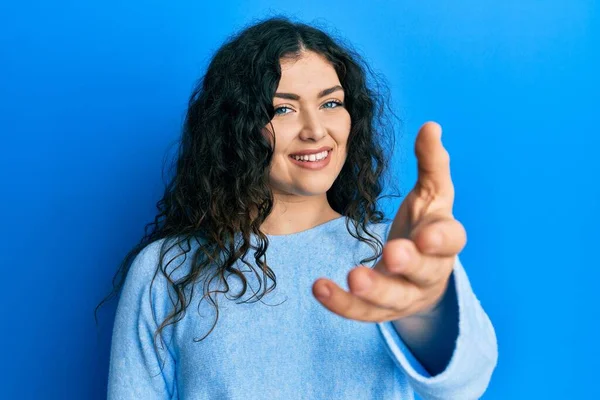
107, 240, 178, 400
376, 254, 498, 400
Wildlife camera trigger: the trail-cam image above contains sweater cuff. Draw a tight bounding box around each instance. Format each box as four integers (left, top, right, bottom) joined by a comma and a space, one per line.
376, 255, 498, 399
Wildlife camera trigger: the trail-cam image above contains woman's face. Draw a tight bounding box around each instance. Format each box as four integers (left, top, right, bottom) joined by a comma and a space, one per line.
264, 51, 351, 198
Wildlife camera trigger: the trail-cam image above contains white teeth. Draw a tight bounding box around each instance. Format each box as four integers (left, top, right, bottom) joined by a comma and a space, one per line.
292, 150, 329, 162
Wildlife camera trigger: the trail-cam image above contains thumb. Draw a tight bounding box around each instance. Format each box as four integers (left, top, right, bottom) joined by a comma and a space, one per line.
415, 122, 454, 199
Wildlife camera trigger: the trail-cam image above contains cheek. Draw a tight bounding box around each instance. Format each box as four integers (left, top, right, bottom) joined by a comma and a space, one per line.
332, 115, 351, 151
261, 126, 276, 148
334, 111, 351, 142
263, 122, 293, 149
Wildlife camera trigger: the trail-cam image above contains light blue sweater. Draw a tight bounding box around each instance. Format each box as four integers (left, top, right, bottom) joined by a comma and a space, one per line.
107, 216, 498, 399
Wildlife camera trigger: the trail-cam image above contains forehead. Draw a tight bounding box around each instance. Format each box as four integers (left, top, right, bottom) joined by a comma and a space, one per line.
277, 52, 341, 93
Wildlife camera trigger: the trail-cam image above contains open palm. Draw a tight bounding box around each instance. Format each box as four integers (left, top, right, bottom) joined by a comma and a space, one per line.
312, 121, 467, 322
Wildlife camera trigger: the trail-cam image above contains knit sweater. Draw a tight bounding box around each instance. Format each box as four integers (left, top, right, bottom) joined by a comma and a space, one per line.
107, 216, 498, 399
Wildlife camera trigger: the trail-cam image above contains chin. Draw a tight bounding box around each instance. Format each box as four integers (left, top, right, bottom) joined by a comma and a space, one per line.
271, 182, 333, 197
294, 182, 335, 196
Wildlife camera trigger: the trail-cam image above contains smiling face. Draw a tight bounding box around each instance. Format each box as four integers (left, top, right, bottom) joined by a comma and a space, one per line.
264, 51, 351, 199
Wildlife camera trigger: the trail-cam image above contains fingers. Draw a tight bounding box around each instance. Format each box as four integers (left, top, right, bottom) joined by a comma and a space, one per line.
415, 121, 454, 200
379, 233, 459, 287
312, 273, 422, 322
381, 239, 447, 287
311, 216, 465, 321
411, 217, 467, 257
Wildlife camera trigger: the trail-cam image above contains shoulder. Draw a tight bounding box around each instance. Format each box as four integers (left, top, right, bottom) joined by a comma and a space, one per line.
123, 237, 192, 295
127, 238, 168, 282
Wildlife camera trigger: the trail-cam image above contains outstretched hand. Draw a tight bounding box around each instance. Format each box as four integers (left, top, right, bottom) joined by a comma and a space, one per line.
312, 122, 466, 322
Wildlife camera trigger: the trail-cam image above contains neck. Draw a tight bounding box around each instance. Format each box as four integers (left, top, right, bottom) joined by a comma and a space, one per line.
258, 193, 341, 235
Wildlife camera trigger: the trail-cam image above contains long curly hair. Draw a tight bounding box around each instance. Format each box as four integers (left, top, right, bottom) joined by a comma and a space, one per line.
95, 15, 401, 365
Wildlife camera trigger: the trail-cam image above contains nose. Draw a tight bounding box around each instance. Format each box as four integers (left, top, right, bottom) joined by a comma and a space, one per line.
298, 109, 326, 141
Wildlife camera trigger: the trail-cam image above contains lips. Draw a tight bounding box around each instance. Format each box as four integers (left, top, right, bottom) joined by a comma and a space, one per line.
288, 147, 332, 170
289, 146, 333, 156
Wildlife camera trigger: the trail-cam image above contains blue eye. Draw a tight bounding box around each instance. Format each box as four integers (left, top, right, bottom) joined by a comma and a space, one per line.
274, 100, 344, 116
274, 106, 291, 116
323, 100, 343, 109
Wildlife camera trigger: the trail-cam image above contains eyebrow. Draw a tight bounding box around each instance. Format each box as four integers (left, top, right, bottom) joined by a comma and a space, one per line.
274, 85, 344, 101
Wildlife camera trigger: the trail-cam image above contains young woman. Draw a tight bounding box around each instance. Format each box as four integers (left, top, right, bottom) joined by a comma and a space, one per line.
99, 16, 498, 400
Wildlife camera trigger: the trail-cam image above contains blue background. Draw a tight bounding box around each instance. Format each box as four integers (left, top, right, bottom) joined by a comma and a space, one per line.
1, 1, 597, 398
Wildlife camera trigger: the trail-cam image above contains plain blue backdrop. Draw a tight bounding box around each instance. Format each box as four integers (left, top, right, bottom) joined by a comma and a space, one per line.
1, 1, 598, 398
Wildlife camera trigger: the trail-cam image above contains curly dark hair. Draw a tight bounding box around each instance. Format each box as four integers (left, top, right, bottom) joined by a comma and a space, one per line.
95, 14, 401, 368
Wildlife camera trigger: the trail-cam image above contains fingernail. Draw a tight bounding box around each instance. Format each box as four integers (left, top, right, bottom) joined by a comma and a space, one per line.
315, 285, 331, 299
